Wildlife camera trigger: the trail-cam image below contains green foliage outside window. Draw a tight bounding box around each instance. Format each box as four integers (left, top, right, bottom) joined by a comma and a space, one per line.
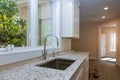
0, 0, 27, 47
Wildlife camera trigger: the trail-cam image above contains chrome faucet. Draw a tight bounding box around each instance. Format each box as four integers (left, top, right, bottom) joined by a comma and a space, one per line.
43, 34, 59, 60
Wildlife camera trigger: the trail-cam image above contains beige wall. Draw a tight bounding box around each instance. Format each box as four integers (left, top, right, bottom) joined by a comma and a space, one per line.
101, 27, 116, 57
71, 23, 99, 59
18, 6, 28, 20
61, 39, 71, 51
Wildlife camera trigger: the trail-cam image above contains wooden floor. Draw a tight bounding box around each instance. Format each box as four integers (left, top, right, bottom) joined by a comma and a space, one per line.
89, 60, 120, 80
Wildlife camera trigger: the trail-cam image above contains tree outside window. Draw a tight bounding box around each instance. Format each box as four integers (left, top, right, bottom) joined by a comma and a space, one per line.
0, 0, 27, 47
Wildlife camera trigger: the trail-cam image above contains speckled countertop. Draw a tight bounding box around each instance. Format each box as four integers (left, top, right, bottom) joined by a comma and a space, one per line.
0, 51, 89, 80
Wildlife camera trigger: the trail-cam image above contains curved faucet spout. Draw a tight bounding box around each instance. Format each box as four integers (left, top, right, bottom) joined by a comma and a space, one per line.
43, 34, 59, 60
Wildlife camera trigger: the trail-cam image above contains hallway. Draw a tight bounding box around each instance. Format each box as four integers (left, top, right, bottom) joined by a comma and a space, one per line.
89, 60, 120, 80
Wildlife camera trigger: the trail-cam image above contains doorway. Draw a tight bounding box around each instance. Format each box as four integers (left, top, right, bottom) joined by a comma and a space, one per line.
99, 23, 117, 63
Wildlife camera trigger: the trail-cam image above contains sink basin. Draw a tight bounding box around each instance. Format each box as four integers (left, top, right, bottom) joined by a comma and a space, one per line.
36, 58, 75, 70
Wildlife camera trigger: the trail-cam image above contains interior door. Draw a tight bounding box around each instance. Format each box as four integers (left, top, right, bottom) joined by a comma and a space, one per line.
100, 34, 106, 57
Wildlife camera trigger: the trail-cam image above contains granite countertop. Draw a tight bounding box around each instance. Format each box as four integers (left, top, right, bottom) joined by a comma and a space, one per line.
0, 51, 89, 80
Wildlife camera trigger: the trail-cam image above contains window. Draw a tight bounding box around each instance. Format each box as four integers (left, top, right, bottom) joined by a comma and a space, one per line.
0, 0, 59, 48
0, 0, 29, 47
38, 1, 53, 46
110, 32, 116, 51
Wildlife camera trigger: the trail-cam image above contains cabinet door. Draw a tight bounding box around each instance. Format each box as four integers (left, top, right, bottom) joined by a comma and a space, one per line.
76, 67, 85, 80
70, 59, 89, 80
84, 58, 89, 80
61, 0, 74, 38
61, 0, 80, 38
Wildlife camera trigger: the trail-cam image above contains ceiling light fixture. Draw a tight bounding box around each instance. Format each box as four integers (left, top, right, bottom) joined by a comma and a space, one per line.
102, 16, 106, 19
104, 7, 109, 10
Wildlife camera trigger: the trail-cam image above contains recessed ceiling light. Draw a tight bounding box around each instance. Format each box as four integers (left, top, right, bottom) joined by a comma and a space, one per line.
104, 7, 109, 10
102, 16, 106, 19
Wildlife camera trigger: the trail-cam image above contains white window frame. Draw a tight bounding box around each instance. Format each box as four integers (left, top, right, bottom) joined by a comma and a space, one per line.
0, 0, 61, 51
27, 0, 38, 47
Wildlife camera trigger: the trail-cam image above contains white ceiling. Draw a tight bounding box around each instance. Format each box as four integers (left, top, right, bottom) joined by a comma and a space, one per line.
80, 0, 120, 23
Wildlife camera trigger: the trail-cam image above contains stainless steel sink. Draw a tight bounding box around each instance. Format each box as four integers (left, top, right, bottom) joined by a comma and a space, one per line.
36, 59, 75, 70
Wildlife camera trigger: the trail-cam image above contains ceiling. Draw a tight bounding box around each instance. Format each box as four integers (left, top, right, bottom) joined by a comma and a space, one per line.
80, 0, 120, 23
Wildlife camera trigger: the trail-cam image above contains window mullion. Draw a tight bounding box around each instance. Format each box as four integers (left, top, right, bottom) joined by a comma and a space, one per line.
27, 0, 38, 47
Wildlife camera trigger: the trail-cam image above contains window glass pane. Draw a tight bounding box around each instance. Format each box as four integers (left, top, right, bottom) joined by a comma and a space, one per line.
110, 32, 116, 51
38, 19, 53, 45
0, 0, 29, 47
38, 0, 53, 46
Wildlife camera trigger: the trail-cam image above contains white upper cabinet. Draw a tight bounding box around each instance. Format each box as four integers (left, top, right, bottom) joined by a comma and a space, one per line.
61, 0, 80, 38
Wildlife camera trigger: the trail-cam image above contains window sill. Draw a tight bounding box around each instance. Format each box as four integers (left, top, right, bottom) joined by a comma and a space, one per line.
0, 46, 59, 56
